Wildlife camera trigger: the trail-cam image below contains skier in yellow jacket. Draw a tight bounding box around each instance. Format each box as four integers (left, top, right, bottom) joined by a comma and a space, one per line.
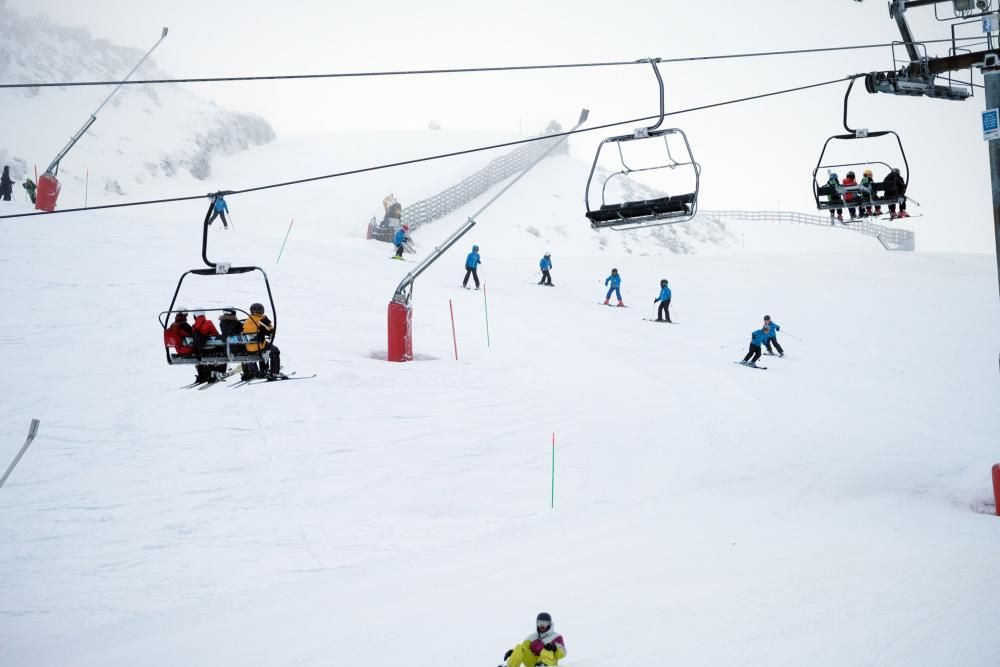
500, 612, 567, 667
241, 302, 281, 379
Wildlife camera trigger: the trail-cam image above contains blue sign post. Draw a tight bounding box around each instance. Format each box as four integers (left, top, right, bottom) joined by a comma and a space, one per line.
983, 108, 1000, 141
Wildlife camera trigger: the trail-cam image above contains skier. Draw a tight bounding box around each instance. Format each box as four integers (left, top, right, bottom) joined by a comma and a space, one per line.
883, 167, 909, 219
653, 279, 672, 322
860, 168, 882, 218
842, 171, 860, 220
164, 309, 194, 356
538, 251, 553, 286
740, 323, 770, 367
500, 612, 567, 667
0, 166, 13, 201
208, 194, 230, 229
242, 302, 281, 379
393, 224, 410, 259
463, 244, 482, 289
603, 268, 624, 306
219, 307, 243, 337
191, 310, 223, 383
22, 178, 36, 204
824, 172, 843, 222
762, 315, 784, 357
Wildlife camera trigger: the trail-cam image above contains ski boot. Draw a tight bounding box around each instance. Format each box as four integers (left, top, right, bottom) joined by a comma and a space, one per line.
603, 298, 610, 305
617, 301, 625, 307
899, 210, 910, 218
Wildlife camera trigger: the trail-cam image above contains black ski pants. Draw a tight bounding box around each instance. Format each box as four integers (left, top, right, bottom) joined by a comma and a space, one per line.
463, 267, 480, 288
539, 269, 552, 285
657, 299, 671, 322
765, 337, 783, 354
743, 344, 762, 364
208, 210, 229, 228
395, 244, 405, 258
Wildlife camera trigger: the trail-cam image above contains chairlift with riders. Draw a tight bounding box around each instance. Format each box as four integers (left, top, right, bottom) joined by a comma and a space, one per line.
813, 77, 909, 216
159, 192, 279, 376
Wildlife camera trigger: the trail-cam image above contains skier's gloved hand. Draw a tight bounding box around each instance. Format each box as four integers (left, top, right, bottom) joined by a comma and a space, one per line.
653, 298, 658, 303
544, 642, 558, 652
530, 639, 545, 655
503, 649, 513, 661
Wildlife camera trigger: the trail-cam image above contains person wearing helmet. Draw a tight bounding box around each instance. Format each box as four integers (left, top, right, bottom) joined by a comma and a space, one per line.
883, 167, 909, 219
824, 172, 843, 223
842, 171, 860, 220
762, 314, 784, 357
653, 278, 672, 322
500, 612, 567, 667
207, 193, 230, 230
164, 309, 194, 358
859, 168, 882, 218
242, 302, 282, 380
740, 322, 771, 367
190, 310, 224, 383
538, 251, 554, 286
393, 223, 411, 260
463, 244, 482, 289
603, 268, 624, 306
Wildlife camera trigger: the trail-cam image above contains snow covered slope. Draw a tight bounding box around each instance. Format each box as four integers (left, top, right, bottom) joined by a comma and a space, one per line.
0, 6, 274, 199
0, 127, 997, 667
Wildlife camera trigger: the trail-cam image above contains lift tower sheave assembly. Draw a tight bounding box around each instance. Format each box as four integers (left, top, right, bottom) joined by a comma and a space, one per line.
35, 27, 169, 212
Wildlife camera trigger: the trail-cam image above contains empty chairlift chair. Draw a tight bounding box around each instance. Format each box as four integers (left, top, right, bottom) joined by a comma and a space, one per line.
585, 58, 701, 230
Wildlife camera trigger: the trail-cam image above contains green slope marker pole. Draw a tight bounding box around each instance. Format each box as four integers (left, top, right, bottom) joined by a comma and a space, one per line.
276, 219, 294, 263
482, 282, 490, 347
550, 432, 555, 508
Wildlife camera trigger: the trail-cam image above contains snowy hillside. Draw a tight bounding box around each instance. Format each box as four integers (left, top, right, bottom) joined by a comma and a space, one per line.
0, 5, 274, 199
1, 119, 998, 667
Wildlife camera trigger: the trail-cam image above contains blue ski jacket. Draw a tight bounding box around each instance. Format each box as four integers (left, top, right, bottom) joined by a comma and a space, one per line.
656, 286, 671, 301
765, 321, 780, 339
751, 328, 769, 346
213, 197, 228, 213
605, 273, 621, 288
540, 256, 552, 270
465, 251, 481, 269
393, 228, 408, 245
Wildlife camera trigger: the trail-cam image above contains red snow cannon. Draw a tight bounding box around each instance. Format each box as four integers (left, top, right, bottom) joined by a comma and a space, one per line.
387, 300, 412, 362
35, 173, 61, 212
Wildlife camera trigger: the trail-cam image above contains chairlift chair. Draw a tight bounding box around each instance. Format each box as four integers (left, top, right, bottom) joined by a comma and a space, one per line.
813, 79, 909, 213
159, 194, 279, 368
585, 58, 701, 230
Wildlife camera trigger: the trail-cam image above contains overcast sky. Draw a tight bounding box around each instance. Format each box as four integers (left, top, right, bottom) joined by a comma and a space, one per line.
11, 0, 1000, 252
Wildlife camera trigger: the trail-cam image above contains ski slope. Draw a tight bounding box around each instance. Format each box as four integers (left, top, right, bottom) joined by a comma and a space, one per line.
1, 131, 999, 667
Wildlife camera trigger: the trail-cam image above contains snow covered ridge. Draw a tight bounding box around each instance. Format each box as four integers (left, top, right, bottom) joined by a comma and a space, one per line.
0, 6, 274, 188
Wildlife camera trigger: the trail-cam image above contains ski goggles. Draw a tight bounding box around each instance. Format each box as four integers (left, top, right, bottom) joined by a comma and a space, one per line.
536, 621, 551, 630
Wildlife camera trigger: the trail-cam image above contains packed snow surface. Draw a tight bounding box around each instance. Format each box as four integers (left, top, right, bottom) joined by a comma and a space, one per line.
1, 129, 998, 667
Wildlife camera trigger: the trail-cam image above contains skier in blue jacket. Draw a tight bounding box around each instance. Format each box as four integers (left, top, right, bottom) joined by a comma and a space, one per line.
762, 315, 784, 357
463, 244, 482, 289
741, 324, 771, 366
538, 252, 553, 286
392, 224, 410, 259
653, 279, 672, 322
603, 268, 624, 306
208, 193, 230, 229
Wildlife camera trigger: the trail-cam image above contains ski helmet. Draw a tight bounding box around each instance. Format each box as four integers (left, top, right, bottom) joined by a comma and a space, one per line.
536, 612, 552, 630
611, 268, 618, 273
829, 172, 838, 181
763, 315, 771, 321
472, 244, 479, 251
846, 171, 855, 179
250, 302, 265, 315
193, 310, 205, 318
544, 251, 551, 257
660, 279, 668, 286
891, 167, 900, 174
863, 168, 873, 177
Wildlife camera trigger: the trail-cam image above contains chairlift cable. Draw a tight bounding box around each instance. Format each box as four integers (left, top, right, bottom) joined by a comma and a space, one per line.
0, 37, 985, 89
0, 74, 858, 220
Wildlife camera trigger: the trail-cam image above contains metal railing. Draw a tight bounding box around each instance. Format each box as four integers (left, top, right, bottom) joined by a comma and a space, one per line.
699, 209, 915, 251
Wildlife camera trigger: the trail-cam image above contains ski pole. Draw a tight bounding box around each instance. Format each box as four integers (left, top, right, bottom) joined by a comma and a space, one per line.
228, 212, 236, 230
781, 331, 804, 342
719, 339, 745, 349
